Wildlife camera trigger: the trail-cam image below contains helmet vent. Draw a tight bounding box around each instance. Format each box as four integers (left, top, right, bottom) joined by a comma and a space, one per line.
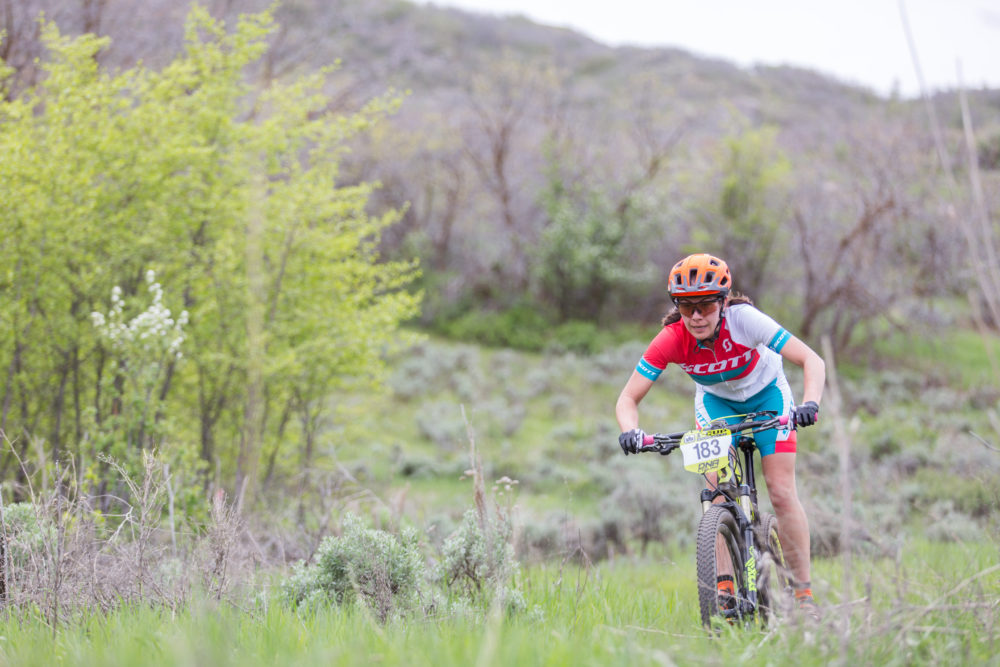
705, 271, 715, 283
688, 268, 698, 284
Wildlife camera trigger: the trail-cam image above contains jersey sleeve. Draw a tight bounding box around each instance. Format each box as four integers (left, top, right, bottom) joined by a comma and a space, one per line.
636, 357, 663, 381
635, 326, 682, 381
727, 304, 792, 353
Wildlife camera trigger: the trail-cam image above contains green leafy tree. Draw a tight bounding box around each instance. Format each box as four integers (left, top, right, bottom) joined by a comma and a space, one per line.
536, 182, 632, 321
534, 156, 659, 323
693, 124, 791, 302
0, 7, 420, 504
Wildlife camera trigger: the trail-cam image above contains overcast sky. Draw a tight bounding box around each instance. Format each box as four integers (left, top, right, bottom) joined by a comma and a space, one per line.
416, 0, 1000, 97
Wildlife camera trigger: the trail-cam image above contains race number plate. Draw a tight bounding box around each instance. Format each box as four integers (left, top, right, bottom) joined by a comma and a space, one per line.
679, 428, 733, 475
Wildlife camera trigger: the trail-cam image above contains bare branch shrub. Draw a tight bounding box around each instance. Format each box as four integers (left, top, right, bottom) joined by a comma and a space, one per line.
0, 441, 258, 621
97, 451, 169, 603
197, 488, 248, 602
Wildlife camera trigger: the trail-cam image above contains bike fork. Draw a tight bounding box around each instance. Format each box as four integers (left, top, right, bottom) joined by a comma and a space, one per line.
737, 487, 760, 614
742, 530, 759, 613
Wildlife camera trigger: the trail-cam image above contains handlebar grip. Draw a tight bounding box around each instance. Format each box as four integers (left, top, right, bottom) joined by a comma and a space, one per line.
643, 434, 655, 445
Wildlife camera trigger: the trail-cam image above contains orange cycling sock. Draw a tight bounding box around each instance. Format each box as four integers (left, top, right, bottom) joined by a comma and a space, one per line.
794, 585, 813, 601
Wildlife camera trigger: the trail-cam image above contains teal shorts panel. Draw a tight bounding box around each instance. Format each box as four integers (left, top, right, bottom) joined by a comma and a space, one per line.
694, 379, 796, 457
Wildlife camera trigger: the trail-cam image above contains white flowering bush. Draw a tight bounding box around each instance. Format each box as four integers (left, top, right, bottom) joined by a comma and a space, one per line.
91, 270, 188, 360
90, 270, 188, 457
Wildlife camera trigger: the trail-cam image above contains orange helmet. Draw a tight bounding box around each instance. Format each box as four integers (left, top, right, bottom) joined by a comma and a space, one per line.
667, 253, 732, 297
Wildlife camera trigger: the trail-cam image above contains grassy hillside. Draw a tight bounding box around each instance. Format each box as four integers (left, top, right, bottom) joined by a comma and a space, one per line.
0, 325, 996, 665
325, 323, 1000, 565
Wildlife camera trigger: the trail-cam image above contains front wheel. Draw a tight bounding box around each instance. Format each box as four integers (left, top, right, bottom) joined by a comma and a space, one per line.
755, 512, 793, 625
696, 505, 745, 627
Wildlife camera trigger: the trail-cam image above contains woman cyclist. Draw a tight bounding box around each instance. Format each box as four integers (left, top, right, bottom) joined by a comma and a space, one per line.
615, 253, 825, 618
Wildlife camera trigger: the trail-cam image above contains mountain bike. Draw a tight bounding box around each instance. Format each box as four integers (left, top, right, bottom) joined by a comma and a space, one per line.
638, 410, 794, 627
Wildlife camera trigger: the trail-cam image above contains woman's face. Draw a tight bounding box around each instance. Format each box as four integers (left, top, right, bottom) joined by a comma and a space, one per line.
676, 296, 725, 340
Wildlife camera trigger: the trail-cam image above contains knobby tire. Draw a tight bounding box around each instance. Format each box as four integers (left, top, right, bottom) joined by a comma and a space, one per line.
695, 505, 745, 627
755, 511, 793, 625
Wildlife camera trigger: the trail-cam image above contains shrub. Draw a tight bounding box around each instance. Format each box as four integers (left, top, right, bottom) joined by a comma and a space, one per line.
905, 467, 997, 518
546, 320, 606, 355
602, 467, 694, 555
802, 493, 892, 559
472, 397, 526, 439
281, 514, 426, 622
390, 342, 485, 401
518, 511, 628, 563
391, 351, 447, 401
396, 453, 450, 479
440, 304, 551, 351
438, 509, 519, 607
0, 502, 56, 570
414, 401, 469, 449
924, 500, 984, 543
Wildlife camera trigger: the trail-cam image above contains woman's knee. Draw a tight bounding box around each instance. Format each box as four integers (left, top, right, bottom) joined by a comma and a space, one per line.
768, 485, 799, 513
764, 473, 800, 512
762, 453, 799, 511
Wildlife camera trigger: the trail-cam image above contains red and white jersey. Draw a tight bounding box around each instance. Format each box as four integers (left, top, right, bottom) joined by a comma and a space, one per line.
635, 304, 792, 402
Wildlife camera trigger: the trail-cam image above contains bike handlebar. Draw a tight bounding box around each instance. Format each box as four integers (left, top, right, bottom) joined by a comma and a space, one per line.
639, 412, 789, 454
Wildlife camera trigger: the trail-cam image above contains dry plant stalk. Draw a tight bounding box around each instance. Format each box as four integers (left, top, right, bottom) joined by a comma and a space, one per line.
821, 335, 854, 654
100, 451, 169, 601
460, 404, 488, 529
203, 488, 246, 601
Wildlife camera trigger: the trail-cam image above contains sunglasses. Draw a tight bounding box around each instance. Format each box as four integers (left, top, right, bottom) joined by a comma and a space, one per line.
674, 296, 723, 317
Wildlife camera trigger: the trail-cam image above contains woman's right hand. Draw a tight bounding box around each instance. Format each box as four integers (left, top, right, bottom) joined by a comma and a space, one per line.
618, 428, 646, 455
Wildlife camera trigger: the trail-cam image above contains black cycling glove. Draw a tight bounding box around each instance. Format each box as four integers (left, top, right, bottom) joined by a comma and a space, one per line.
793, 401, 819, 427
618, 428, 646, 455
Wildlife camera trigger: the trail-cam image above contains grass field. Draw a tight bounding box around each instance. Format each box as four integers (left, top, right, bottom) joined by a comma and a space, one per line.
2, 538, 997, 666
2, 328, 998, 666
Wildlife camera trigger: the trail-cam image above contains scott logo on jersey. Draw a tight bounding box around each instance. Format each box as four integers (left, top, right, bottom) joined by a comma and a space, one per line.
678, 348, 756, 377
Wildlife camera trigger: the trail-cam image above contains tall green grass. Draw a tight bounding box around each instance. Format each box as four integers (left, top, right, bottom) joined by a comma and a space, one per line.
3, 539, 996, 666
